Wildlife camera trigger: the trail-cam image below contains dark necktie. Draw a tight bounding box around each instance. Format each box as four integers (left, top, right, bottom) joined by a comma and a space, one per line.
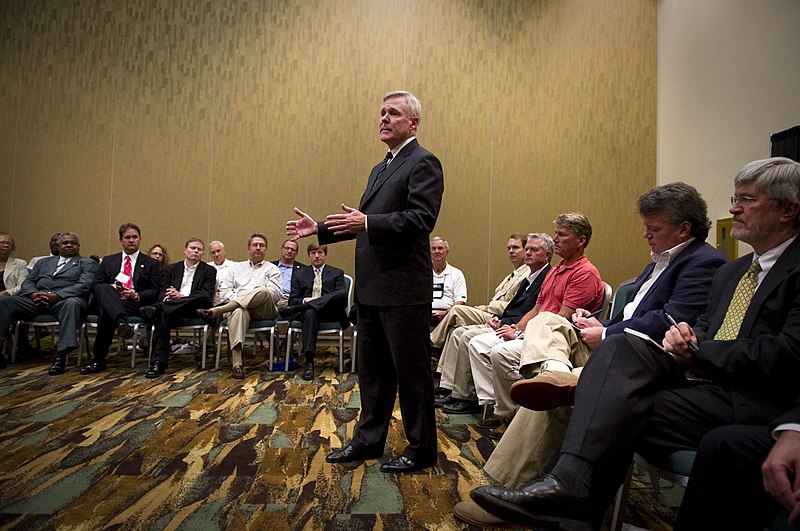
368, 152, 393, 195
509, 278, 531, 305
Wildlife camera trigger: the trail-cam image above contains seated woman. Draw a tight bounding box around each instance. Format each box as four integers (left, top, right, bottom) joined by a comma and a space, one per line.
0, 231, 29, 365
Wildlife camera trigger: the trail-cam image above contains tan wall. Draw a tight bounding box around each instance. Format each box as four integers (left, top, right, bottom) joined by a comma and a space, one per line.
1, 0, 656, 299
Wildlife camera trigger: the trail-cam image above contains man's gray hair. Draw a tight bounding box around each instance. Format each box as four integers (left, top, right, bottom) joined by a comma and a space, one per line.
384, 90, 421, 121
526, 232, 555, 256
58, 232, 80, 245
734, 157, 800, 207
430, 236, 449, 250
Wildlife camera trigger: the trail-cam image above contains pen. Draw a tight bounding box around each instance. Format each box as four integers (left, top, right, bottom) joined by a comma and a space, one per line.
664, 312, 699, 352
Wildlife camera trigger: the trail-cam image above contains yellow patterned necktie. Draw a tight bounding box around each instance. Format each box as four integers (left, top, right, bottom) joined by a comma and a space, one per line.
714, 259, 761, 340
312, 268, 322, 298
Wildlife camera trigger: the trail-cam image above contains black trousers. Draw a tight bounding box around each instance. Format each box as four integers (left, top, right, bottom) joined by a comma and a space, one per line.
350, 302, 437, 462
92, 283, 146, 361
151, 295, 210, 366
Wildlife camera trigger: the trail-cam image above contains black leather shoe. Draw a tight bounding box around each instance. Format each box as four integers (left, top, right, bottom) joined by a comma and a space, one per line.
116, 321, 134, 339
80, 361, 107, 374
279, 306, 296, 319
470, 474, 594, 527
196, 308, 215, 324
380, 455, 436, 473
435, 394, 457, 408
140, 305, 158, 323
48, 357, 66, 375
442, 399, 482, 414
326, 444, 383, 463
302, 362, 314, 380
145, 361, 167, 378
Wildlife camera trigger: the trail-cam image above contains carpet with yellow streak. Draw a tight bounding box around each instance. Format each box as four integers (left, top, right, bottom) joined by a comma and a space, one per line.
0, 347, 676, 530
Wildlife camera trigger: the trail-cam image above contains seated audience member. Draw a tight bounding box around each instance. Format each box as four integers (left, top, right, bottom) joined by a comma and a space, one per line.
469, 158, 800, 530
273, 239, 305, 312
197, 233, 281, 379
147, 244, 169, 270
80, 223, 161, 374
207, 240, 232, 305
285, 243, 349, 380
457, 213, 604, 429
453, 183, 726, 526
0, 231, 28, 298
27, 232, 61, 271
435, 233, 552, 415
140, 238, 215, 378
675, 401, 800, 530
0, 231, 29, 364
431, 233, 529, 351
0, 232, 97, 374
430, 236, 467, 324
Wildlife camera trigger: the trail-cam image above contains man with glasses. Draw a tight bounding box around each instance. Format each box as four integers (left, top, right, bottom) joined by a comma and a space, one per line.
0, 232, 97, 375
208, 241, 232, 306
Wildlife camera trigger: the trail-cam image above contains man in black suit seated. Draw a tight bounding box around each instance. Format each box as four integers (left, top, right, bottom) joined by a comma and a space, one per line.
140, 238, 215, 378
286, 243, 348, 380
80, 223, 161, 374
272, 238, 305, 313
470, 157, 800, 529
0, 232, 97, 374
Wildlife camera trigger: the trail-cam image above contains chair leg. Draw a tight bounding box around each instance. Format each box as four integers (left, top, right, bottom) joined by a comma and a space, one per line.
215, 327, 224, 370
611, 459, 635, 531
350, 329, 357, 373
11, 321, 21, 364
285, 328, 293, 372
338, 330, 344, 374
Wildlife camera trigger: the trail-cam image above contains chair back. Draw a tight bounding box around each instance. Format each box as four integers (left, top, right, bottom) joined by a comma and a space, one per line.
609, 277, 637, 320
600, 282, 613, 319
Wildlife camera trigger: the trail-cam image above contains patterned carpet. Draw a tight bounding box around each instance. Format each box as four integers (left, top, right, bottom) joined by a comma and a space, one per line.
0, 342, 677, 530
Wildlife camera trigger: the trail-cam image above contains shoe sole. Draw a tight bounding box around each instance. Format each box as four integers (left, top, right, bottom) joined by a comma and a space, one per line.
117, 324, 134, 339
470, 490, 591, 530
510, 379, 576, 411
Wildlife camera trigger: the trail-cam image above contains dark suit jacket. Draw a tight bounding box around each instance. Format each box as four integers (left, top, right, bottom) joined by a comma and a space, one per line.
500, 264, 551, 325
317, 139, 444, 306
21, 255, 97, 300
603, 240, 726, 340
159, 260, 216, 308
289, 264, 348, 327
692, 236, 800, 409
93, 252, 162, 305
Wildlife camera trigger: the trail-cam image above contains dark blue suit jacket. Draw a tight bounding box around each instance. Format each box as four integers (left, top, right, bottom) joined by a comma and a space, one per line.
500, 264, 551, 325
603, 239, 726, 340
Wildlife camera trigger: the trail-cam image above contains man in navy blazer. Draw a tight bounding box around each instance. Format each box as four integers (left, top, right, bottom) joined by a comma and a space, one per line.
0, 232, 97, 374
286, 242, 348, 380
272, 238, 305, 312
470, 158, 800, 528
140, 238, 216, 378
287, 90, 444, 472
80, 223, 161, 374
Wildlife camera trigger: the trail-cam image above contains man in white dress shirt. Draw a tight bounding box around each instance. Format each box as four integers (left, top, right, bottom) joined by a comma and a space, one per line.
430, 237, 467, 324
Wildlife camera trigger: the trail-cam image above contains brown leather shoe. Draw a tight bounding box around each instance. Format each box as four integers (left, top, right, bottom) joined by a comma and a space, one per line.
230, 365, 244, 379
510, 370, 578, 411
453, 499, 517, 528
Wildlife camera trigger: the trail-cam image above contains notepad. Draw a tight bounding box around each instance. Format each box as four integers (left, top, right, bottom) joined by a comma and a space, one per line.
624, 327, 665, 351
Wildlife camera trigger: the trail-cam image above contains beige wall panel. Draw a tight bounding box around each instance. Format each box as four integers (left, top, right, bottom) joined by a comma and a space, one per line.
573, 0, 657, 287
0, 1, 23, 234
406, 0, 495, 301
209, 0, 315, 262
111, 0, 216, 260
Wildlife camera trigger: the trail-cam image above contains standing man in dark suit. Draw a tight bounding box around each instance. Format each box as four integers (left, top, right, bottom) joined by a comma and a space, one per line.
0, 232, 97, 375
287, 90, 444, 472
286, 243, 349, 380
80, 223, 161, 374
470, 157, 800, 528
140, 238, 216, 378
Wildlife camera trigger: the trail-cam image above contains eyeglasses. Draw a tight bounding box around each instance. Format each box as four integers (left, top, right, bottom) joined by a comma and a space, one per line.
730, 195, 761, 207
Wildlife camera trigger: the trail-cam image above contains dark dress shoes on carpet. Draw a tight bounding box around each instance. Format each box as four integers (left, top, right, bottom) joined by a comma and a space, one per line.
326, 444, 383, 463
48, 357, 66, 375
140, 305, 158, 323
470, 473, 594, 528
230, 365, 244, 379
441, 398, 482, 414
196, 308, 215, 324
380, 455, 437, 473
116, 320, 134, 339
302, 362, 314, 380
435, 394, 457, 408
145, 361, 167, 378
80, 361, 107, 374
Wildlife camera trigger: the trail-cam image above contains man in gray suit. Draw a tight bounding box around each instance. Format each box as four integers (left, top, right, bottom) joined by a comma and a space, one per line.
287, 90, 444, 473
0, 232, 97, 374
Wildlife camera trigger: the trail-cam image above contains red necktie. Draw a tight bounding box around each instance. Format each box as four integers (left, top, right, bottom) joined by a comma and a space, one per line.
123, 256, 133, 289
